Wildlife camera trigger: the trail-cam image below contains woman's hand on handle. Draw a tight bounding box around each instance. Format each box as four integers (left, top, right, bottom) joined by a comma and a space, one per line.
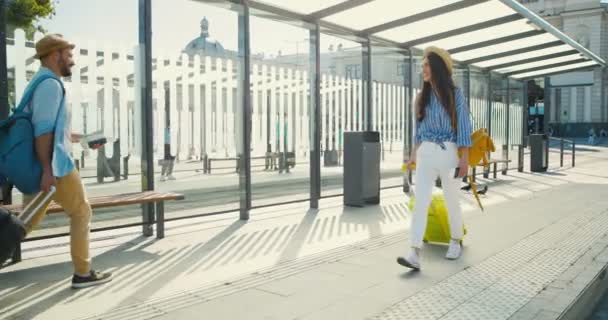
457, 147, 469, 178
457, 158, 468, 178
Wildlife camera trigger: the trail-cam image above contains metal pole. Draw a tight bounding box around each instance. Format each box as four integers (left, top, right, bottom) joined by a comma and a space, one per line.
523, 81, 529, 145
487, 72, 492, 135
309, 24, 321, 209
407, 52, 414, 185
201, 85, 207, 160
363, 39, 373, 132
0, 0, 12, 205
466, 66, 471, 112
505, 77, 510, 173
543, 76, 550, 134
238, 2, 251, 219
600, 67, 608, 121
0, 0, 7, 120
139, 0, 155, 237
519, 80, 528, 172
463, 67, 472, 183
402, 51, 410, 193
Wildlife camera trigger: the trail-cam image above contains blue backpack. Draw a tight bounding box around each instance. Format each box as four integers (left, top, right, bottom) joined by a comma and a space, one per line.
0, 74, 64, 194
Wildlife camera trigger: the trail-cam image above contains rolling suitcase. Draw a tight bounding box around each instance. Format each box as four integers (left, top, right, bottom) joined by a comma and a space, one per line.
0, 187, 55, 266
403, 165, 466, 245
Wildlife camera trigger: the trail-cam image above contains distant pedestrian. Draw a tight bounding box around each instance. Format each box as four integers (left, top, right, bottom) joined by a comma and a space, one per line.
588, 127, 596, 145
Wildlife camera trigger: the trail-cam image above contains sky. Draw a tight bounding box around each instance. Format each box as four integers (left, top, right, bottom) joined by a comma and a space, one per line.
38, 0, 350, 58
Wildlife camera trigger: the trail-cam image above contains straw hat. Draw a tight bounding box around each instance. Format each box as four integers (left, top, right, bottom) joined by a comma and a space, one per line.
424, 46, 453, 75
34, 34, 75, 59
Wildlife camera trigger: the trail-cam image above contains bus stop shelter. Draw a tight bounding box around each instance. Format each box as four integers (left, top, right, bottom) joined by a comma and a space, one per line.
176, 0, 606, 217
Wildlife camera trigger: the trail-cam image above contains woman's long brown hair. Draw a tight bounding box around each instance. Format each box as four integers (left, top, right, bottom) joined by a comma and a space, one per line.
416, 52, 457, 130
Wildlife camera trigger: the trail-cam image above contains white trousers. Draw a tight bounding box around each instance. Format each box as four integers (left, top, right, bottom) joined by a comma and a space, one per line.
410, 142, 464, 248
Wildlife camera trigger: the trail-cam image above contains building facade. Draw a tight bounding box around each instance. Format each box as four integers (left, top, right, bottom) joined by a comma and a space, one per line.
522, 0, 608, 136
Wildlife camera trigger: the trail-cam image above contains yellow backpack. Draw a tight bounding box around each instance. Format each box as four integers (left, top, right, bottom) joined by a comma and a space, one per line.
459, 127, 495, 211
460, 128, 495, 168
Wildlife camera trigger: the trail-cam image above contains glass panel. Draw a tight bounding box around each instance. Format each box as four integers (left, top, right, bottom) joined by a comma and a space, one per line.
249, 12, 311, 206
473, 45, 574, 68
372, 47, 407, 189
470, 70, 490, 131
153, 1, 241, 217
451, 34, 558, 61
417, 20, 536, 51
376, 2, 514, 43
508, 79, 524, 169
490, 76, 508, 155
324, 0, 460, 31
452, 67, 467, 90
511, 61, 599, 79
258, 0, 345, 15
8, 0, 140, 236
494, 54, 585, 74
319, 34, 363, 197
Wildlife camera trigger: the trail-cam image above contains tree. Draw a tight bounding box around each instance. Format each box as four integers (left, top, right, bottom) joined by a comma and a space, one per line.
6, 0, 56, 39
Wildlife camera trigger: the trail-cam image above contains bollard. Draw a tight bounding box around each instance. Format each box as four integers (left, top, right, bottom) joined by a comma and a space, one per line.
572, 141, 575, 167
203, 154, 209, 174
122, 155, 130, 179
518, 145, 524, 172
560, 138, 564, 167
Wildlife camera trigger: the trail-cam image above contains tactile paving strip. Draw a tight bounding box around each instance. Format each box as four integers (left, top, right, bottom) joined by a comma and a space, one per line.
372, 208, 608, 320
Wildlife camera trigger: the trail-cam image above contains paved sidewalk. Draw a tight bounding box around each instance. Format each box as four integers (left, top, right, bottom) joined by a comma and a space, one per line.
1, 146, 607, 320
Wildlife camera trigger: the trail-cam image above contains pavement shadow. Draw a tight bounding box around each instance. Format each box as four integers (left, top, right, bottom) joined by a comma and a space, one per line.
277, 209, 319, 262
0, 236, 157, 319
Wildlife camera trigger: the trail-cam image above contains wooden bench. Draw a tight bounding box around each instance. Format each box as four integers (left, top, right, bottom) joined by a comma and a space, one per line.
2, 191, 184, 263
469, 159, 512, 182
203, 155, 291, 174
205, 157, 239, 174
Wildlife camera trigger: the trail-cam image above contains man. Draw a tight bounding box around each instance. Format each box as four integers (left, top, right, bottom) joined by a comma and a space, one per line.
160, 126, 176, 181
22, 34, 112, 288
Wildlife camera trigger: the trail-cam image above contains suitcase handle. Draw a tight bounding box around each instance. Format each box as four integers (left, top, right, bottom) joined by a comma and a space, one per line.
403, 165, 415, 197
18, 186, 56, 224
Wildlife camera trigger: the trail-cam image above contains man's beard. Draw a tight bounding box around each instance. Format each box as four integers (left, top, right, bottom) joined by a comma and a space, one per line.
58, 58, 73, 77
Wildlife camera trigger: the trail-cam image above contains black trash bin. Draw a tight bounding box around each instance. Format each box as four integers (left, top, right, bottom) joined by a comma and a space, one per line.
529, 134, 548, 172
343, 131, 380, 207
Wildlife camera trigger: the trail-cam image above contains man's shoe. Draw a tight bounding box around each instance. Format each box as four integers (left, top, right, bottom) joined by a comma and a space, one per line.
72, 270, 112, 289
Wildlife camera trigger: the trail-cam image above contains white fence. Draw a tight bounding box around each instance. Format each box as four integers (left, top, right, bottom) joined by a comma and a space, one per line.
8, 29, 409, 163
8, 28, 522, 165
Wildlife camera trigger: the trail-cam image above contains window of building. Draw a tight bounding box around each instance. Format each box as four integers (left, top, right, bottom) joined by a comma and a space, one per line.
345, 64, 361, 79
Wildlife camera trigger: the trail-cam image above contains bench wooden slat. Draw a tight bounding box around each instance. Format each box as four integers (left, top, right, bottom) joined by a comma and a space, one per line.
2, 191, 184, 214
475, 159, 512, 166
488, 159, 511, 163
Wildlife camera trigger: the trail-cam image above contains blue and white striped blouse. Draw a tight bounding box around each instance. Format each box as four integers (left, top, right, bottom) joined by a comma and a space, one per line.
415, 88, 472, 148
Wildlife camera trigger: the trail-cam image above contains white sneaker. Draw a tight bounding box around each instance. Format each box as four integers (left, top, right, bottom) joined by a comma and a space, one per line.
167, 175, 176, 180
160, 176, 166, 182
446, 240, 462, 260
397, 250, 421, 270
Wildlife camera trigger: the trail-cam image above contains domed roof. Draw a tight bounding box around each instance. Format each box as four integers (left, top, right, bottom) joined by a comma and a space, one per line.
183, 17, 227, 56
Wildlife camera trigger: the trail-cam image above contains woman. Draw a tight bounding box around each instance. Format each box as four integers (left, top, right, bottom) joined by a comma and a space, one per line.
397, 46, 472, 270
